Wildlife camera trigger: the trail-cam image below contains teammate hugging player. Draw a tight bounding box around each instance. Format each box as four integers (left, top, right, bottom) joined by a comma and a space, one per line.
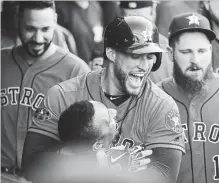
23, 16, 185, 183
159, 12, 219, 183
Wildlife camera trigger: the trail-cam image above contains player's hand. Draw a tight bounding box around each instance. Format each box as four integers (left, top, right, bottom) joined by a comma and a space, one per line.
129, 146, 153, 172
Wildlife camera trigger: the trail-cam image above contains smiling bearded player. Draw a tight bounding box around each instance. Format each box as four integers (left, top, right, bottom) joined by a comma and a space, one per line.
23, 16, 185, 183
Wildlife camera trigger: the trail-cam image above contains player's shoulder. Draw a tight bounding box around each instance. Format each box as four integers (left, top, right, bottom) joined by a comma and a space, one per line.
55, 46, 90, 70
157, 77, 174, 89
56, 46, 82, 63
52, 70, 101, 95
1, 46, 15, 64
209, 73, 219, 92
145, 79, 177, 110
150, 78, 174, 101
1, 46, 13, 54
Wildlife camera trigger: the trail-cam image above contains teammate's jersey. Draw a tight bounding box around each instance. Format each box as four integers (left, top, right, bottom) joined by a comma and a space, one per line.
30, 69, 185, 158
160, 75, 219, 183
1, 44, 90, 168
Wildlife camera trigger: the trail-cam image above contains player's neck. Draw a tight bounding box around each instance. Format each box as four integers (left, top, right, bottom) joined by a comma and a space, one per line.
101, 65, 126, 95
20, 43, 57, 66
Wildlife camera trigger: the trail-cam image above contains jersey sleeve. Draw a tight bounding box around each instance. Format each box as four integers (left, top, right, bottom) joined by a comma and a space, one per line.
145, 97, 185, 153
28, 84, 69, 141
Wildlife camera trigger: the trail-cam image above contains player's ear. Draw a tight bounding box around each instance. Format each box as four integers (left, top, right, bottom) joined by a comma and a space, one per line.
167, 46, 174, 62
106, 47, 116, 63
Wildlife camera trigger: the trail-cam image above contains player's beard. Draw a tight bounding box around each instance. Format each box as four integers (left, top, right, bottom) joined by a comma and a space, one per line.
19, 30, 53, 58
173, 58, 213, 95
114, 63, 128, 94
114, 63, 148, 96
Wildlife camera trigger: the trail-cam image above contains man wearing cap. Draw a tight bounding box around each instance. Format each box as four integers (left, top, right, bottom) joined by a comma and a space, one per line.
119, 1, 173, 84
160, 12, 219, 183
23, 16, 185, 182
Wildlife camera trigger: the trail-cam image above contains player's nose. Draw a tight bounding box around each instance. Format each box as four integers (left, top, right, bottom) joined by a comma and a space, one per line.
190, 52, 201, 64
32, 30, 44, 43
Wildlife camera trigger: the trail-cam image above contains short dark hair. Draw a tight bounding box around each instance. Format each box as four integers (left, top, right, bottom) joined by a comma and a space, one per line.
18, 1, 55, 16
58, 100, 99, 144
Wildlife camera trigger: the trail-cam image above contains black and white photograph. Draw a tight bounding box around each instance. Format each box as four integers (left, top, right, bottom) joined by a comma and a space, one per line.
1, 1, 219, 183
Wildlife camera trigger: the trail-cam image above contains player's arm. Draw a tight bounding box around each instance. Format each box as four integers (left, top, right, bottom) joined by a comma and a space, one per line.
135, 96, 185, 182
22, 131, 59, 171
132, 147, 182, 183
22, 84, 69, 170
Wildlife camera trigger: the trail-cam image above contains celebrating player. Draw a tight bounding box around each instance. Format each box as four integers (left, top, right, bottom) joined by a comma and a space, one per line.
23, 16, 185, 182
1, 0, 90, 175
160, 12, 219, 183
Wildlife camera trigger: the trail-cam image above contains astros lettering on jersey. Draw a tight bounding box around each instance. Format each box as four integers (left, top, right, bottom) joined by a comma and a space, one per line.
160, 76, 219, 183
30, 69, 185, 170
1, 45, 90, 168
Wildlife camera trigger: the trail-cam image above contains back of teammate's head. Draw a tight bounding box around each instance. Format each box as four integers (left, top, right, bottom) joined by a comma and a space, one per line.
18, 0, 55, 17
58, 100, 98, 145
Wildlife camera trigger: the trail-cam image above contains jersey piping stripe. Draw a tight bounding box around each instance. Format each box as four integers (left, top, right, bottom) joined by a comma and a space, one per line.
161, 82, 194, 183
28, 127, 59, 139
200, 87, 219, 183
11, 47, 24, 167
26, 52, 68, 130
85, 72, 95, 100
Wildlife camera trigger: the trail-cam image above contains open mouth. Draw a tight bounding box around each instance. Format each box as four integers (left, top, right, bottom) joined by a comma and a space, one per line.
129, 73, 145, 86
32, 45, 44, 49
188, 65, 202, 72
190, 68, 201, 71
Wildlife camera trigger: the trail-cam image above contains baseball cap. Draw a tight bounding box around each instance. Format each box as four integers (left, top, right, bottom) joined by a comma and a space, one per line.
104, 16, 166, 55
168, 12, 216, 43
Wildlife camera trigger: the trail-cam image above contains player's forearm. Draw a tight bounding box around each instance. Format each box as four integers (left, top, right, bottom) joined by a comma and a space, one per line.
135, 148, 182, 183
137, 162, 176, 183
22, 131, 59, 171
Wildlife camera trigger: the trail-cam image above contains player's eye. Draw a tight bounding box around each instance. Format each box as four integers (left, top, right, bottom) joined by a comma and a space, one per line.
146, 53, 155, 60
180, 50, 190, 54
25, 26, 35, 32
131, 54, 141, 59
198, 49, 207, 54
41, 27, 50, 32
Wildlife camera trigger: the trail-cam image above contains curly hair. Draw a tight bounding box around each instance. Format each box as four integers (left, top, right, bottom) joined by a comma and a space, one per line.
58, 100, 100, 144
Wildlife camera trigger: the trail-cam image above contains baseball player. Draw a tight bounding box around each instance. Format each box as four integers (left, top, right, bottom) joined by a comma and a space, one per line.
159, 12, 219, 183
1, 0, 90, 174
23, 16, 185, 182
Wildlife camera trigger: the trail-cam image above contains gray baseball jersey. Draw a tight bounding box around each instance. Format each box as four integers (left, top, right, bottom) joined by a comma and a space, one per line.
1, 44, 90, 168
160, 75, 219, 183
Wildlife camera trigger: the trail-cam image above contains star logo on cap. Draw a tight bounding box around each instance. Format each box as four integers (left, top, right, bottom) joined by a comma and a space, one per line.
142, 29, 153, 42
186, 13, 201, 25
